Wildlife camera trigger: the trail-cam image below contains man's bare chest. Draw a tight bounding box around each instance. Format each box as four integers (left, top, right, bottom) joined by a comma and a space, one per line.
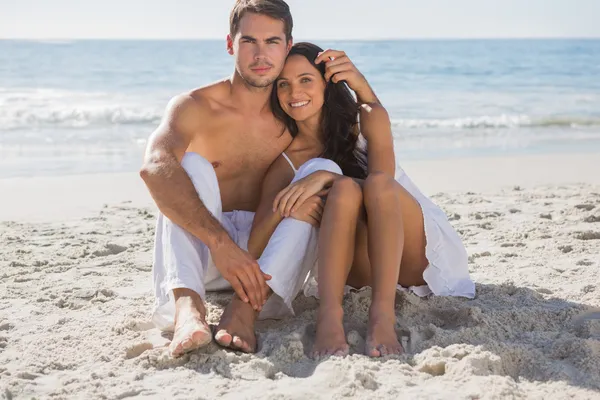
190, 125, 290, 178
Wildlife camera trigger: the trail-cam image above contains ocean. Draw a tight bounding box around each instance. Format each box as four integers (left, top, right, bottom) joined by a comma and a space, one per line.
1, 39, 599, 178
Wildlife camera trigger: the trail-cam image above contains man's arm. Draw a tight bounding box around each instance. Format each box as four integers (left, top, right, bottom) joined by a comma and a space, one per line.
140, 93, 229, 249
140, 93, 269, 310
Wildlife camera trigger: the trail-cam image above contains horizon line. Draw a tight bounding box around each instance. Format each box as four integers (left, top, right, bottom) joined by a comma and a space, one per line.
2, 36, 600, 42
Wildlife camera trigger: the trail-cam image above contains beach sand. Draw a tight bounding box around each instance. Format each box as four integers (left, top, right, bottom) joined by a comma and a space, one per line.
1, 152, 599, 399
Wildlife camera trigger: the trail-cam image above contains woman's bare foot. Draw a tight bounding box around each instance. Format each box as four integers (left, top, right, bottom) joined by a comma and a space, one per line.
311, 305, 349, 358
365, 305, 403, 357
214, 295, 257, 353
169, 289, 212, 358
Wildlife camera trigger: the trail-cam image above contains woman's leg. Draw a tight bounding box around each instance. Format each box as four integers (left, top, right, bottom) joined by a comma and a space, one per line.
312, 177, 363, 357
348, 171, 428, 357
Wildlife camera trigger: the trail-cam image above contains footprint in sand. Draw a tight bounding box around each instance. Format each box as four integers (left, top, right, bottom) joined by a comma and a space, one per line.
574, 231, 600, 240
92, 243, 128, 257
124, 342, 154, 359
558, 245, 574, 254
575, 204, 596, 211
583, 215, 600, 223
500, 242, 526, 248
576, 260, 594, 266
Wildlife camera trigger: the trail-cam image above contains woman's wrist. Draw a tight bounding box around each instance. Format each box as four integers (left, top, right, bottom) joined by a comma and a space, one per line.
317, 170, 336, 186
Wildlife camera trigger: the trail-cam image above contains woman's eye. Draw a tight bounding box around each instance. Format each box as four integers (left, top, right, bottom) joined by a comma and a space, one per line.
278, 81, 288, 88
301, 78, 311, 83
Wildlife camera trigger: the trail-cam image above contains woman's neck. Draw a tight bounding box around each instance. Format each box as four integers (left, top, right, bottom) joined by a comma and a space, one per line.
289, 114, 325, 156
295, 113, 322, 143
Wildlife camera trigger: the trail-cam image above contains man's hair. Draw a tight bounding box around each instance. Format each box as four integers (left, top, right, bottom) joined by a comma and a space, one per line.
230, 0, 293, 42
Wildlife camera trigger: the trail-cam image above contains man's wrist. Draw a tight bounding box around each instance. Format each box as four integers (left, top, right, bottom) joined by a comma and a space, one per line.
356, 83, 379, 105
206, 230, 231, 252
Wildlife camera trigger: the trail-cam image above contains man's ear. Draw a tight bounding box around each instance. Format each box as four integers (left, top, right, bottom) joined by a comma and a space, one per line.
226, 34, 234, 55
286, 38, 293, 54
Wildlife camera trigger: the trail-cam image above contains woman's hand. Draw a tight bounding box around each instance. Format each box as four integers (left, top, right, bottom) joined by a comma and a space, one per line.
273, 171, 332, 217
289, 196, 325, 227
315, 49, 377, 103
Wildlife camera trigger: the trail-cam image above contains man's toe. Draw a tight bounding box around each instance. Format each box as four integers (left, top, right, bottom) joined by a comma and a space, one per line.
215, 330, 233, 347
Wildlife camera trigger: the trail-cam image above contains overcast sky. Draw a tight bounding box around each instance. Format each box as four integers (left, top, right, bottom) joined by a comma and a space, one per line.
1, 0, 599, 40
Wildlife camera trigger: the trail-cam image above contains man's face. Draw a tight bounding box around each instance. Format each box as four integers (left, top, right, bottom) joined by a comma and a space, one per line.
228, 13, 292, 89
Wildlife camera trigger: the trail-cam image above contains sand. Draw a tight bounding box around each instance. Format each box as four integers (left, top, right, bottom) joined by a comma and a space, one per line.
1, 153, 600, 399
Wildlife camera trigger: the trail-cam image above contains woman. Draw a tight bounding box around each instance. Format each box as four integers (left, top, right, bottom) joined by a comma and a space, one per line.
248, 43, 475, 358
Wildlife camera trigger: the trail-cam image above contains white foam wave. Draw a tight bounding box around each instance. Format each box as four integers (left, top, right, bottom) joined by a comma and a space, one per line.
391, 115, 600, 129
0, 88, 163, 130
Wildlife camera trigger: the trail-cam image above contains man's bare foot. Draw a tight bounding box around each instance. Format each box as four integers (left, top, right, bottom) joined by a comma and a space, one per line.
214, 295, 257, 353
365, 305, 403, 357
311, 305, 349, 358
169, 289, 212, 358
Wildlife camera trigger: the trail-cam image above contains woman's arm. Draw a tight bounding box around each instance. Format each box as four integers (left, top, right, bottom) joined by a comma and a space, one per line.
359, 103, 396, 176
247, 156, 295, 259
314, 49, 395, 176
273, 170, 365, 217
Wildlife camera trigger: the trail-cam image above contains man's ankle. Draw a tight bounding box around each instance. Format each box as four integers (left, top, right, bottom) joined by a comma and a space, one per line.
173, 288, 206, 318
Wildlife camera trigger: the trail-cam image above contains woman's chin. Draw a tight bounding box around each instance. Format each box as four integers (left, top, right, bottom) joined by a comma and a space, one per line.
286, 109, 315, 123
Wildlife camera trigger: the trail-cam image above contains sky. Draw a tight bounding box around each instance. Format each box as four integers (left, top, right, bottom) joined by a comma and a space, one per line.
1, 0, 599, 40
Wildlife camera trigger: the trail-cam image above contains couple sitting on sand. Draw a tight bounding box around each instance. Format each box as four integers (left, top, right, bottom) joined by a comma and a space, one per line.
140, 0, 475, 359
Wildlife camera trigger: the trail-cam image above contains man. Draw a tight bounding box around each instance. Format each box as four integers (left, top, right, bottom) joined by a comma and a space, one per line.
141, 0, 323, 357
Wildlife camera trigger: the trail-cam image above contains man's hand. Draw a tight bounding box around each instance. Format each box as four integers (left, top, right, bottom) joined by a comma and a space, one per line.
210, 238, 272, 311
289, 195, 326, 227
314, 49, 379, 104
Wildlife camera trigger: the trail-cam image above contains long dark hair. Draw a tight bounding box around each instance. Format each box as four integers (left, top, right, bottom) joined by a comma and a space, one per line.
271, 42, 368, 179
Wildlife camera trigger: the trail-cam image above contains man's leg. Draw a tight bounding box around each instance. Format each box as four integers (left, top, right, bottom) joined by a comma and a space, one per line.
152, 152, 225, 357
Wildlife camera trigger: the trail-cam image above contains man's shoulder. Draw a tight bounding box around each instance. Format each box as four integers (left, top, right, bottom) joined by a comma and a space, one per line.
164, 80, 232, 124
188, 79, 232, 109
168, 79, 230, 108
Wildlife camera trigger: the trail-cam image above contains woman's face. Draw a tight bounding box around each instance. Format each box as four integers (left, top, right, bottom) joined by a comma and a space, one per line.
276, 54, 327, 123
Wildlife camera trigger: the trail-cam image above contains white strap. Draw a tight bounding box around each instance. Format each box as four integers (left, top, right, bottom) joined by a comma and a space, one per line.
281, 152, 297, 173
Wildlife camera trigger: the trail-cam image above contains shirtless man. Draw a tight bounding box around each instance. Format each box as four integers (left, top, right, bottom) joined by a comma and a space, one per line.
140, 0, 318, 357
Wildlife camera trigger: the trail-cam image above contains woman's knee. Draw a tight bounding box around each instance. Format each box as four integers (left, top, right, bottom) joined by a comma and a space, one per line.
363, 171, 400, 207
296, 158, 342, 179
328, 177, 363, 207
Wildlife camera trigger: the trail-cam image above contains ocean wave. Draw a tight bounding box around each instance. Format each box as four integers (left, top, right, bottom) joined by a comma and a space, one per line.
0, 88, 164, 129
391, 115, 600, 129
0, 106, 163, 129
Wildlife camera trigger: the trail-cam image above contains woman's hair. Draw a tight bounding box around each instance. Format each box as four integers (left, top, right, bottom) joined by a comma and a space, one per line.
271, 42, 368, 179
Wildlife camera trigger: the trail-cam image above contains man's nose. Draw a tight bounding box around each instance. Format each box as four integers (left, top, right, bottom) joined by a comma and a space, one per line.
254, 43, 268, 59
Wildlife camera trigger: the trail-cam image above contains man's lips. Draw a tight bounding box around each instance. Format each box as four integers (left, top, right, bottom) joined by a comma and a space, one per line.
251, 66, 272, 73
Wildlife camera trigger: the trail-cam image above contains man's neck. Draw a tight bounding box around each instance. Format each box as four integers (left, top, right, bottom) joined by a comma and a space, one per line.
229, 72, 272, 114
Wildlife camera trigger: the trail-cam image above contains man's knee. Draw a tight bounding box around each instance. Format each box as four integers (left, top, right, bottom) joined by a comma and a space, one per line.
328, 177, 363, 207
363, 172, 400, 207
